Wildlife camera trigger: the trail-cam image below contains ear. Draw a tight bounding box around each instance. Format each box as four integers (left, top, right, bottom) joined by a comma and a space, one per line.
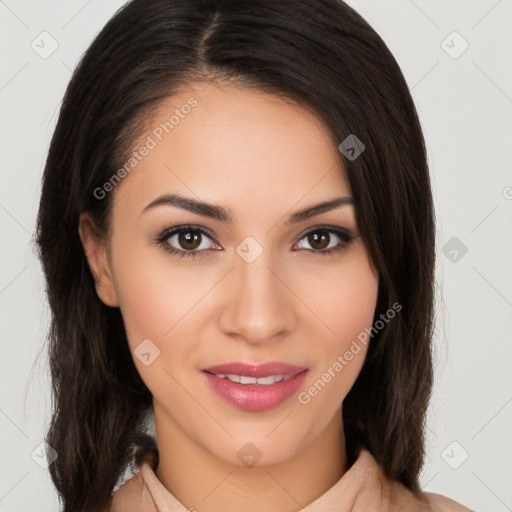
78, 212, 119, 307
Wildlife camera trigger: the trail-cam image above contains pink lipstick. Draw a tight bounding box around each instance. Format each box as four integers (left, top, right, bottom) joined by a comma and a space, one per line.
202, 362, 308, 411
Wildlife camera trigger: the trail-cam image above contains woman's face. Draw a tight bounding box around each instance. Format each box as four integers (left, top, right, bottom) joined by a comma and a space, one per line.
80, 82, 379, 468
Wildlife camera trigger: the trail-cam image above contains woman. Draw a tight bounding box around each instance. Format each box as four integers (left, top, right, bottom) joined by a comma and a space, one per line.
36, 0, 472, 510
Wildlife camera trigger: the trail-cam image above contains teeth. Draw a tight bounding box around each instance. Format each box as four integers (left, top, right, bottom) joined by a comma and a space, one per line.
214, 373, 290, 385
254, 375, 284, 385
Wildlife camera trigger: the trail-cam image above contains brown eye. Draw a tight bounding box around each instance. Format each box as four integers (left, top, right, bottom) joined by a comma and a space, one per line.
295, 227, 353, 255
157, 226, 217, 257
177, 231, 203, 250
306, 231, 330, 250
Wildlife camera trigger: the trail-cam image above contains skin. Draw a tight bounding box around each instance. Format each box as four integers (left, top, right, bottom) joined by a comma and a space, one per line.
79, 82, 379, 512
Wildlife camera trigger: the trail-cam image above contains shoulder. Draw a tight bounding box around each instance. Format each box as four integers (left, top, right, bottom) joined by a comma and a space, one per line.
385, 478, 472, 512
423, 492, 473, 512
106, 470, 157, 512
359, 449, 472, 512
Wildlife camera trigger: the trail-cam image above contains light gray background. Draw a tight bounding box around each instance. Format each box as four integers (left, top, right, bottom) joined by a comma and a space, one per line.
1, 1, 511, 511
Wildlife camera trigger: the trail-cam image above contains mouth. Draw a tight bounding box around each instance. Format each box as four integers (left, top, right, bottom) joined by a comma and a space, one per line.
203, 373, 297, 385
201, 361, 309, 411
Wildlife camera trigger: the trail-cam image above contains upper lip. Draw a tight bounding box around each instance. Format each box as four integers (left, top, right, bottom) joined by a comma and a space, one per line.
202, 361, 308, 378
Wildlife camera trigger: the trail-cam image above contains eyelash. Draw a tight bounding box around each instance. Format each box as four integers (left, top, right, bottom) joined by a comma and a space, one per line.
155, 225, 354, 260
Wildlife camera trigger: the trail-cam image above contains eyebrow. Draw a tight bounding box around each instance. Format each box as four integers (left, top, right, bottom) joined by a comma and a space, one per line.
141, 193, 354, 224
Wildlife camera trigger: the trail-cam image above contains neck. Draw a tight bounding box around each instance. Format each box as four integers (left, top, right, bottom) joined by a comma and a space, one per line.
153, 404, 347, 512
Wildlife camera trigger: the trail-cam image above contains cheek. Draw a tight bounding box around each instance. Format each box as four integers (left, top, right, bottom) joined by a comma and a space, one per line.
305, 244, 379, 348
299, 245, 379, 397
109, 242, 193, 397
334, 261, 379, 345
109, 233, 177, 346
117, 271, 169, 344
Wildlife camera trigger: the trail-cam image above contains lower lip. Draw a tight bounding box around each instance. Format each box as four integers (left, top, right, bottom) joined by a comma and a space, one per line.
202, 370, 309, 411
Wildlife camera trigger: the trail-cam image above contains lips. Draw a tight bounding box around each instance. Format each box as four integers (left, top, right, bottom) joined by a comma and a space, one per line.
201, 361, 309, 411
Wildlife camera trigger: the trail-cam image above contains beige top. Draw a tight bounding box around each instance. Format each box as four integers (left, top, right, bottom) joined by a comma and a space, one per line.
108, 448, 473, 512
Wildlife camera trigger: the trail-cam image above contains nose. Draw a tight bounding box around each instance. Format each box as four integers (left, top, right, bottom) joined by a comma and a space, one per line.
218, 248, 296, 346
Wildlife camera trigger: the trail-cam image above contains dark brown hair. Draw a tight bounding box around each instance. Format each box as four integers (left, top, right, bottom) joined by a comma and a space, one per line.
35, 0, 435, 510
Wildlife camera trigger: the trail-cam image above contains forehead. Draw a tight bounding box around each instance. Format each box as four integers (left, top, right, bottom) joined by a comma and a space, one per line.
112, 83, 351, 220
